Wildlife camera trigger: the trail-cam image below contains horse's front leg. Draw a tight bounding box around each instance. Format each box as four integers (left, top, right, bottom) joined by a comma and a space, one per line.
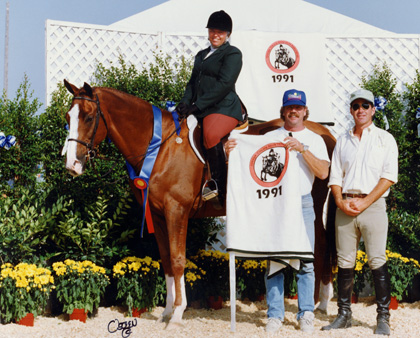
164, 204, 189, 329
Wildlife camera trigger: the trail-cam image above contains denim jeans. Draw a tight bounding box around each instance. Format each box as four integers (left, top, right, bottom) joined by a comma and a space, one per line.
265, 193, 315, 321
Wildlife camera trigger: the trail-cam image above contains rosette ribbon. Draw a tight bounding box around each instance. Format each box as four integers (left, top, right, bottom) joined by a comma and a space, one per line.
374, 96, 389, 130
126, 105, 162, 237
0, 132, 16, 150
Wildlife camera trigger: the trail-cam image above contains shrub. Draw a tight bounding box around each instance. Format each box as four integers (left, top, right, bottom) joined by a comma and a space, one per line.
0, 76, 42, 191
0, 188, 71, 265
48, 194, 135, 266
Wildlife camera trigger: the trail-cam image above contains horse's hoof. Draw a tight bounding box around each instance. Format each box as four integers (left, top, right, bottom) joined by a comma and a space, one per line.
165, 321, 184, 330
156, 315, 170, 324
315, 306, 328, 315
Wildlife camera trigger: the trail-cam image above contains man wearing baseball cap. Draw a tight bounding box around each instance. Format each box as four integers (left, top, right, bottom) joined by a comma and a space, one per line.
323, 88, 398, 335
226, 89, 330, 333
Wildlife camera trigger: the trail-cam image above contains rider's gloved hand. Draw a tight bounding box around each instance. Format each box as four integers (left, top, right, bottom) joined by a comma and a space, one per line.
176, 102, 188, 119
186, 104, 200, 116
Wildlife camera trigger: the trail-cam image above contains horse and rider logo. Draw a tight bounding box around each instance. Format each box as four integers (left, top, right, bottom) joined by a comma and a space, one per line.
249, 143, 289, 187
265, 40, 300, 73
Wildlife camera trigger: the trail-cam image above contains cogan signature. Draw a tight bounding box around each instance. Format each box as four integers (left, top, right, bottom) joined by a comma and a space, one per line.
108, 318, 137, 338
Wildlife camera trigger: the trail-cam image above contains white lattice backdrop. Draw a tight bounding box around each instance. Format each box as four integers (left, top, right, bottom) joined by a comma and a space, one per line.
46, 20, 420, 138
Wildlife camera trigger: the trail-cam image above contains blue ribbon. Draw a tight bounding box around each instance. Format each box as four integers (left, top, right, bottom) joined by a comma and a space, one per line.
415, 107, 420, 119
126, 105, 162, 237
374, 96, 389, 130
166, 101, 181, 136
374, 96, 387, 110
0, 132, 16, 150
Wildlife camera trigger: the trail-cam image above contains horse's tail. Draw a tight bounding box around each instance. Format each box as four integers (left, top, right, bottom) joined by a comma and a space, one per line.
323, 192, 337, 283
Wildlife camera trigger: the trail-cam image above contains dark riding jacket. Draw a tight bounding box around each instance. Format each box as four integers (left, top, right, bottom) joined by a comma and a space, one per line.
180, 42, 243, 121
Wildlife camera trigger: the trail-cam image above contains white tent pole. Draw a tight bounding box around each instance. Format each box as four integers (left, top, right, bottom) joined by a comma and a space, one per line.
229, 251, 236, 332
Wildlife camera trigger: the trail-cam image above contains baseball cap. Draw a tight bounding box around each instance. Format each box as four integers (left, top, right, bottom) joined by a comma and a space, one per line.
282, 89, 306, 107
350, 88, 374, 104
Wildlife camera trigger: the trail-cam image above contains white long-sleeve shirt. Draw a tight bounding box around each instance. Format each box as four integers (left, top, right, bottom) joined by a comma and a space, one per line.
328, 123, 398, 197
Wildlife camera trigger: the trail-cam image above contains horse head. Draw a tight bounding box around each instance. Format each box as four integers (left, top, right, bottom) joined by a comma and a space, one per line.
63, 80, 108, 176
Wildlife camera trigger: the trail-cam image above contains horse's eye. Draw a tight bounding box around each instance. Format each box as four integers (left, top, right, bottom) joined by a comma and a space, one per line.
85, 115, 94, 123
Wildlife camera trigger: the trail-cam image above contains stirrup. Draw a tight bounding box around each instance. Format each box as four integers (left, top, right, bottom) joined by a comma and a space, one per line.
202, 179, 219, 201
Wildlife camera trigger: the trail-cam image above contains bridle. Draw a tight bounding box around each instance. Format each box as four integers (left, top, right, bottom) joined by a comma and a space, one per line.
66, 93, 186, 183
68, 94, 108, 159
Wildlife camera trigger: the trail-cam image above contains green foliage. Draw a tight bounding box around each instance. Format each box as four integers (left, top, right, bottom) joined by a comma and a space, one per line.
93, 53, 192, 107
0, 188, 71, 265
186, 217, 224, 257
402, 70, 420, 210
0, 76, 42, 190
387, 210, 420, 261
49, 194, 136, 266
52, 260, 109, 314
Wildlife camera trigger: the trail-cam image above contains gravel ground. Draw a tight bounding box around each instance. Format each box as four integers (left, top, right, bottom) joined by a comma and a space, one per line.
0, 297, 418, 338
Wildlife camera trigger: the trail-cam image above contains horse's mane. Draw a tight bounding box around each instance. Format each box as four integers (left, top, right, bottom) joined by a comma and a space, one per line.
94, 86, 149, 104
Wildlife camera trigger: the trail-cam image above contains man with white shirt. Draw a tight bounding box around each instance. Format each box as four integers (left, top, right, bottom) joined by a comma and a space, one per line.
226, 89, 330, 333
322, 89, 398, 336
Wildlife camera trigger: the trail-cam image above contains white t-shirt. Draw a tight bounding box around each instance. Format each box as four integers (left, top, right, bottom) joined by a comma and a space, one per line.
265, 127, 330, 195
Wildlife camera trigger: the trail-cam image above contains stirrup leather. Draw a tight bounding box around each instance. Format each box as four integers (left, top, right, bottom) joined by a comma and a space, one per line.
202, 179, 219, 201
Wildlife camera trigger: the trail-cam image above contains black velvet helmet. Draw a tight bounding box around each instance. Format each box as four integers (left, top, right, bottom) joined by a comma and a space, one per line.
206, 10, 233, 32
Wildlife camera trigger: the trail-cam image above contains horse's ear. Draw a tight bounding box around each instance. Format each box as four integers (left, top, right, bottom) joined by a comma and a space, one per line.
83, 82, 93, 98
64, 79, 78, 95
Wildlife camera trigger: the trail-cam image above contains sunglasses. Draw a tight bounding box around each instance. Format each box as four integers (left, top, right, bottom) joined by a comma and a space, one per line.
352, 102, 371, 110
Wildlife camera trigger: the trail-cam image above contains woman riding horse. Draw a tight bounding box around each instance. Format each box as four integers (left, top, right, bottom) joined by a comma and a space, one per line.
176, 10, 244, 206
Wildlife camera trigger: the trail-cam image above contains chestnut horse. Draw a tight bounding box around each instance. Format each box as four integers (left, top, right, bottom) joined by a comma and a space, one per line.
63, 80, 336, 327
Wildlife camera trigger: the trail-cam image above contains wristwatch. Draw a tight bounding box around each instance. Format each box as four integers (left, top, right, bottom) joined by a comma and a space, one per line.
300, 145, 309, 154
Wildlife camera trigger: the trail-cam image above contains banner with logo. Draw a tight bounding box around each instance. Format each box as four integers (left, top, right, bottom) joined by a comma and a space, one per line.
226, 132, 313, 262
231, 32, 331, 123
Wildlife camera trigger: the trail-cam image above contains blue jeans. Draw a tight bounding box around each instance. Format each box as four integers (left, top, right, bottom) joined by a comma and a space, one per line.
265, 193, 315, 321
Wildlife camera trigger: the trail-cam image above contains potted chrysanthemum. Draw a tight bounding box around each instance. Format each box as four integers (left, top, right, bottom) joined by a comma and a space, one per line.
0, 262, 54, 325
52, 259, 109, 322
191, 249, 230, 308
184, 259, 206, 306
237, 259, 267, 301
112, 256, 162, 317
386, 250, 420, 307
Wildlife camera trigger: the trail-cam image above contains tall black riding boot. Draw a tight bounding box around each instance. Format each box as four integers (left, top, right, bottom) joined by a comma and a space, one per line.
204, 142, 227, 206
321, 267, 354, 330
372, 263, 391, 335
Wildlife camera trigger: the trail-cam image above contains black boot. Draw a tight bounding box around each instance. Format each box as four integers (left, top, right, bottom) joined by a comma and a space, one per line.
203, 142, 227, 206
372, 263, 391, 335
321, 267, 354, 330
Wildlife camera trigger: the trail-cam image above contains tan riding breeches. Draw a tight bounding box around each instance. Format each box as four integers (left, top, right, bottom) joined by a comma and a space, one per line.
335, 197, 388, 270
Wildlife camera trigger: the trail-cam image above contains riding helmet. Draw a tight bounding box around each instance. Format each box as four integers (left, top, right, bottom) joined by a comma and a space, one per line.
206, 10, 233, 32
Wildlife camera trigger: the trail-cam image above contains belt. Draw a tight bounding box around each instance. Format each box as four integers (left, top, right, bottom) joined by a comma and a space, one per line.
342, 193, 367, 199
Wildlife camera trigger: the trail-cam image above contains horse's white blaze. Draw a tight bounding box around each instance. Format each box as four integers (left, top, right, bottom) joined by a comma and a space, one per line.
65, 104, 83, 175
